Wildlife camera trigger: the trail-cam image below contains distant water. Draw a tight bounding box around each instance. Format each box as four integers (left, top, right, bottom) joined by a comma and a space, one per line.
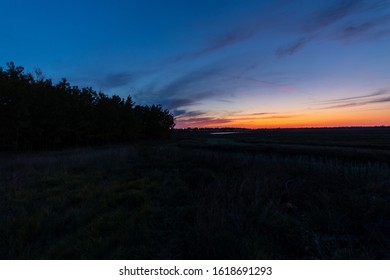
210, 132, 239, 135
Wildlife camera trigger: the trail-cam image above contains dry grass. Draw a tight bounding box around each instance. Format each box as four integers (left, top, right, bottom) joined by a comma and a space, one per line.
1, 129, 389, 259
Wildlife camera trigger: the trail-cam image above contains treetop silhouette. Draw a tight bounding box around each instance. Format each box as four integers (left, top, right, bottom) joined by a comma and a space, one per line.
0, 62, 175, 150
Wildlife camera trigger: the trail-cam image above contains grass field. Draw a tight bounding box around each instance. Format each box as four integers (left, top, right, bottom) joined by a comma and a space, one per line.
1, 127, 389, 259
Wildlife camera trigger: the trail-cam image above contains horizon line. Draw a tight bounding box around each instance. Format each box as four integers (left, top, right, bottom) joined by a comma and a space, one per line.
174, 125, 390, 130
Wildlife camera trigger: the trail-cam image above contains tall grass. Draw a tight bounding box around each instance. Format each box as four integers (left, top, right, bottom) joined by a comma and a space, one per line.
1, 134, 389, 259
177, 147, 389, 259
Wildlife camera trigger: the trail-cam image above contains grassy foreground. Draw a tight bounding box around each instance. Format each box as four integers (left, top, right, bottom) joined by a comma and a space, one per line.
1, 128, 389, 259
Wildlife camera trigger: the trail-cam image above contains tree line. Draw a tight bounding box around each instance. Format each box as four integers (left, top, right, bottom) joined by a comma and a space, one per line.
0, 62, 175, 150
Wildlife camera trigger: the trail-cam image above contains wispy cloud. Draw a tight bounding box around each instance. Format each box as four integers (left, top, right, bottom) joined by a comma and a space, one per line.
304, 0, 364, 32
135, 59, 297, 113
97, 71, 136, 89
276, 36, 313, 57
176, 116, 233, 128
322, 97, 390, 109
156, 66, 224, 99
133, 62, 229, 109
232, 113, 300, 120
175, 111, 301, 128
93, 68, 158, 90
276, 0, 390, 56
318, 89, 390, 109
275, 0, 363, 57
257, 114, 300, 119
249, 112, 277, 116
172, 109, 206, 117
172, 29, 255, 62
226, 74, 297, 92
135, 82, 229, 112
340, 21, 376, 39
319, 90, 388, 104
169, 4, 287, 63
162, 98, 201, 109
335, 14, 390, 40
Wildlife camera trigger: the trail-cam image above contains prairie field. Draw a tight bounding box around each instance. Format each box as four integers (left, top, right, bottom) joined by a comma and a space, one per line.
1, 127, 389, 259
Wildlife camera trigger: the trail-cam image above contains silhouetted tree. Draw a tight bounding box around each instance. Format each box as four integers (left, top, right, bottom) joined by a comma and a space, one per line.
0, 62, 175, 150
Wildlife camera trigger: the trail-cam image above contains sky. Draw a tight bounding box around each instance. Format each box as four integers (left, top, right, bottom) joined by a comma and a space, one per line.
1, 0, 390, 128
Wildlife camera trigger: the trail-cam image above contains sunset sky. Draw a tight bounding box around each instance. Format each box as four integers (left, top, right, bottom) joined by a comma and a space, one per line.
1, 0, 390, 128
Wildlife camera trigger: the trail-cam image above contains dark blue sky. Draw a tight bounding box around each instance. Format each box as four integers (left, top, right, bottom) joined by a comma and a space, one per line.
2, 0, 390, 127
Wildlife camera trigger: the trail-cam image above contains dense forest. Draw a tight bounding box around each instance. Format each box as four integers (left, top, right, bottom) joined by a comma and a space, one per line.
0, 62, 175, 150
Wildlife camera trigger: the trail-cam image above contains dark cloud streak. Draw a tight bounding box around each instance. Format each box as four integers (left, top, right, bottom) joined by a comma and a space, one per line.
173, 29, 255, 62
133, 63, 231, 111
196, 30, 253, 56
98, 71, 135, 89
277, 0, 390, 57
319, 90, 388, 104
336, 14, 390, 40
172, 109, 205, 117
304, 0, 364, 32
276, 36, 312, 57
169, 5, 287, 63
319, 90, 390, 109
276, 0, 365, 57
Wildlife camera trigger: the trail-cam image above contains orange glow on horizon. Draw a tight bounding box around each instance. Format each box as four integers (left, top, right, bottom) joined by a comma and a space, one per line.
175, 108, 390, 129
